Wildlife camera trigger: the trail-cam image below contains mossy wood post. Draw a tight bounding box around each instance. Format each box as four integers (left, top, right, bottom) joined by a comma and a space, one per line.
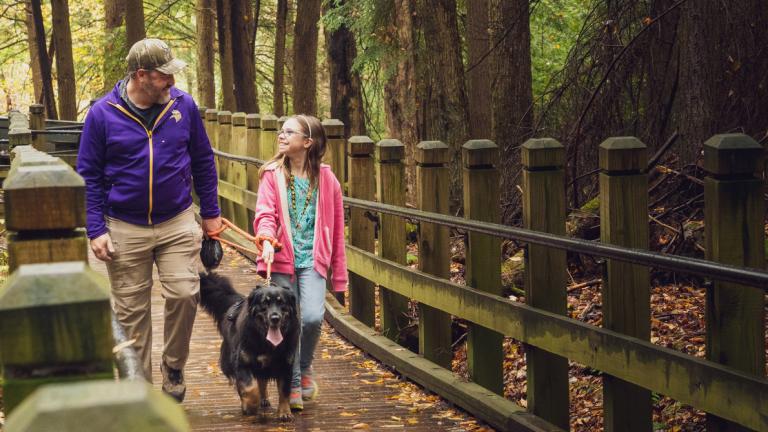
323, 119, 346, 187
245, 113, 261, 229
5, 380, 190, 432
415, 141, 453, 369
702, 134, 766, 431
230, 112, 250, 231
29, 104, 49, 151
376, 139, 410, 342
204, 109, 218, 171
599, 137, 651, 432
521, 138, 569, 429
217, 111, 234, 222
462, 140, 503, 395
260, 114, 278, 163
3, 147, 88, 271
347, 136, 376, 326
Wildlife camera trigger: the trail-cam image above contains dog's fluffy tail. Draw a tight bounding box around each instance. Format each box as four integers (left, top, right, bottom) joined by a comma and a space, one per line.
199, 272, 242, 327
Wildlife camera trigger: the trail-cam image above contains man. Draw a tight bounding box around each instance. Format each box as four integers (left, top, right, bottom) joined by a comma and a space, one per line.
77, 38, 222, 402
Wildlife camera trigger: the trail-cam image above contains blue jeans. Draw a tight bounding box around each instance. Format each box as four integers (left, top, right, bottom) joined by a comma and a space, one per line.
271, 267, 326, 388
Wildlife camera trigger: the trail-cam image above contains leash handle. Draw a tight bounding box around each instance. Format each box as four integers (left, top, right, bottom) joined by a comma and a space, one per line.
266, 260, 272, 285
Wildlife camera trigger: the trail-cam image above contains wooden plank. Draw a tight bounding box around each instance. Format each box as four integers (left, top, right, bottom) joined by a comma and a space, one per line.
229, 113, 250, 231
324, 291, 564, 432
521, 139, 569, 429
599, 137, 651, 431
344, 245, 768, 431
415, 141, 452, 369
702, 134, 766, 431
216, 112, 235, 222
462, 140, 503, 395
347, 136, 376, 326
216, 179, 258, 211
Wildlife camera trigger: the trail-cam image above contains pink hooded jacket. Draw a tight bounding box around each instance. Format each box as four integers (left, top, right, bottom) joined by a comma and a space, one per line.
253, 163, 348, 292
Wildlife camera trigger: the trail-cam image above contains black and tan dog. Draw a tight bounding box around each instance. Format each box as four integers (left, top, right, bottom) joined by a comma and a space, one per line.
199, 272, 300, 421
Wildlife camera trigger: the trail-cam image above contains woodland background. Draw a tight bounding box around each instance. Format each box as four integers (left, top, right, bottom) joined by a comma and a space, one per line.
2, 0, 765, 221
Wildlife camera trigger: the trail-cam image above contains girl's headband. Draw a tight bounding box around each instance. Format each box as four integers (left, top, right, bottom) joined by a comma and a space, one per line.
297, 115, 313, 140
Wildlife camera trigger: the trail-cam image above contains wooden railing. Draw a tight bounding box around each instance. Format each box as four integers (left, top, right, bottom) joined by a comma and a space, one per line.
0, 113, 189, 431
199, 108, 767, 432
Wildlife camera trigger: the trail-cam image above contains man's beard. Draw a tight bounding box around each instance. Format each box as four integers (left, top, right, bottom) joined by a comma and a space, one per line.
142, 81, 171, 105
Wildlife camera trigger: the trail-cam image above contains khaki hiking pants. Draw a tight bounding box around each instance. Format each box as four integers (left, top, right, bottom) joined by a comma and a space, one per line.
106, 206, 202, 382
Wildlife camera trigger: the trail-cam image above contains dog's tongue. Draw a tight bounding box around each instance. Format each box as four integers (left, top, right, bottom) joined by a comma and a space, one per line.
267, 327, 283, 346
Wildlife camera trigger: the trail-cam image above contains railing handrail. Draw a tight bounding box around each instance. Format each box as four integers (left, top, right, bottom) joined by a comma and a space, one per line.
111, 312, 145, 381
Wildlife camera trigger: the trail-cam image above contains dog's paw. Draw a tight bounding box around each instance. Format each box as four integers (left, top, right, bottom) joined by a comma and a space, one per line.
260, 398, 271, 408
276, 408, 294, 422
241, 405, 259, 416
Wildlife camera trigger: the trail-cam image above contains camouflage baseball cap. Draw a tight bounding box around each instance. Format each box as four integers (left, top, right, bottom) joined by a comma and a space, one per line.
126, 38, 187, 74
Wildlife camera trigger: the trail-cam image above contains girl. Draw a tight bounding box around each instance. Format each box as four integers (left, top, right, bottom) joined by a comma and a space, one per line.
253, 114, 348, 411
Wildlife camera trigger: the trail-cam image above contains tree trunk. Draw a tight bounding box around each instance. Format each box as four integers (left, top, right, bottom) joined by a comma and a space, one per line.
125, 0, 146, 47
324, 0, 366, 137
196, 0, 216, 109
216, 0, 236, 110
491, 0, 532, 224
24, 0, 43, 105
678, 0, 768, 166
416, 0, 469, 212
383, 0, 420, 204
273, 0, 288, 116
30, 0, 57, 119
103, 0, 126, 93
466, 0, 492, 140
50, 0, 77, 120
230, 0, 259, 113
292, 0, 321, 115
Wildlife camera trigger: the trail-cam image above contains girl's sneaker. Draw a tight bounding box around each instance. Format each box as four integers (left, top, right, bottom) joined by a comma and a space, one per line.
289, 387, 304, 411
301, 374, 318, 400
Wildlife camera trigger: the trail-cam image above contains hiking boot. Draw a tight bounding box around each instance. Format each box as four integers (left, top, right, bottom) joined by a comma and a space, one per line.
301, 374, 318, 400
161, 361, 186, 402
289, 387, 304, 411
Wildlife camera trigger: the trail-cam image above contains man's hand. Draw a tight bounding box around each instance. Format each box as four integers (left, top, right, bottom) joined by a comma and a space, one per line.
202, 216, 223, 237
90, 233, 116, 262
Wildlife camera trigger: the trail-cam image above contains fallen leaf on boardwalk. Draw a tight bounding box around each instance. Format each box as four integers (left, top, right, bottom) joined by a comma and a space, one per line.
360, 378, 384, 385
340, 412, 358, 417
406, 418, 419, 424
351, 422, 370, 429
390, 416, 402, 421
380, 425, 405, 428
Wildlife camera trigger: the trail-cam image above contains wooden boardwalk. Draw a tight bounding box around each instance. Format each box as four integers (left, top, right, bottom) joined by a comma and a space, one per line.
90, 246, 491, 431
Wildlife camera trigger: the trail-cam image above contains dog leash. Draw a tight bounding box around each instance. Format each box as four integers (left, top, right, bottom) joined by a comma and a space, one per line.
207, 217, 275, 284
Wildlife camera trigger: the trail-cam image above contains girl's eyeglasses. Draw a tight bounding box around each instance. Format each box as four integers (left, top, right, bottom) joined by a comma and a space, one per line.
278, 129, 308, 138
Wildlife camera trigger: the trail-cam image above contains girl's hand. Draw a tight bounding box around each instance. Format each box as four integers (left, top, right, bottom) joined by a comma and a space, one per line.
261, 240, 275, 264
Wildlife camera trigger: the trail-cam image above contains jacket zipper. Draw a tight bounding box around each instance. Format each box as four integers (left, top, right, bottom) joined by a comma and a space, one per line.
108, 99, 175, 224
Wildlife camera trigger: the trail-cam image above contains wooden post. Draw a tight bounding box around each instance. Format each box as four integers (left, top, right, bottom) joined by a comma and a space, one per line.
599, 137, 651, 432
3, 147, 88, 271
462, 139, 503, 395
229, 112, 250, 231
322, 119, 346, 188
217, 111, 234, 222
347, 136, 376, 326
415, 141, 452, 369
376, 139, 410, 343
28, 104, 48, 151
702, 134, 765, 431
204, 109, 218, 148
245, 113, 261, 230
5, 380, 190, 431
260, 114, 278, 161
521, 138, 569, 428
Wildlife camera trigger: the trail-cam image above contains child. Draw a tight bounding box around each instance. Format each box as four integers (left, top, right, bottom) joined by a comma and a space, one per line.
253, 114, 348, 411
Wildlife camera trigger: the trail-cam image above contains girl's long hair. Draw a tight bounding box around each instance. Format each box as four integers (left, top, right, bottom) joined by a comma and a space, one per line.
258, 114, 327, 188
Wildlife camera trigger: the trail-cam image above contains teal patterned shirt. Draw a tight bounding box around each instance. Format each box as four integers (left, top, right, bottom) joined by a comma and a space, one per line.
287, 176, 317, 268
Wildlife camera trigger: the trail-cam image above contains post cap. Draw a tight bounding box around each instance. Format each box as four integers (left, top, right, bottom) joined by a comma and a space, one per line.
599, 136, 647, 173
205, 108, 218, 121
322, 119, 345, 137
245, 113, 261, 128
261, 114, 278, 131
217, 111, 232, 124
376, 139, 405, 162
703, 133, 764, 176
0, 262, 109, 311
277, 116, 290, 131
415, 141, 450, 165
521, 138, 565, 169
462, 139, 498, 168
231, 112, 246, 126
348, 136, 374, 156
29, 104, 44, 115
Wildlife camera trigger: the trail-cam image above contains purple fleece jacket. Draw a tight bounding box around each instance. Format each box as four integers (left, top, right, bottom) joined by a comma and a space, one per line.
77, 82, 220, 239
